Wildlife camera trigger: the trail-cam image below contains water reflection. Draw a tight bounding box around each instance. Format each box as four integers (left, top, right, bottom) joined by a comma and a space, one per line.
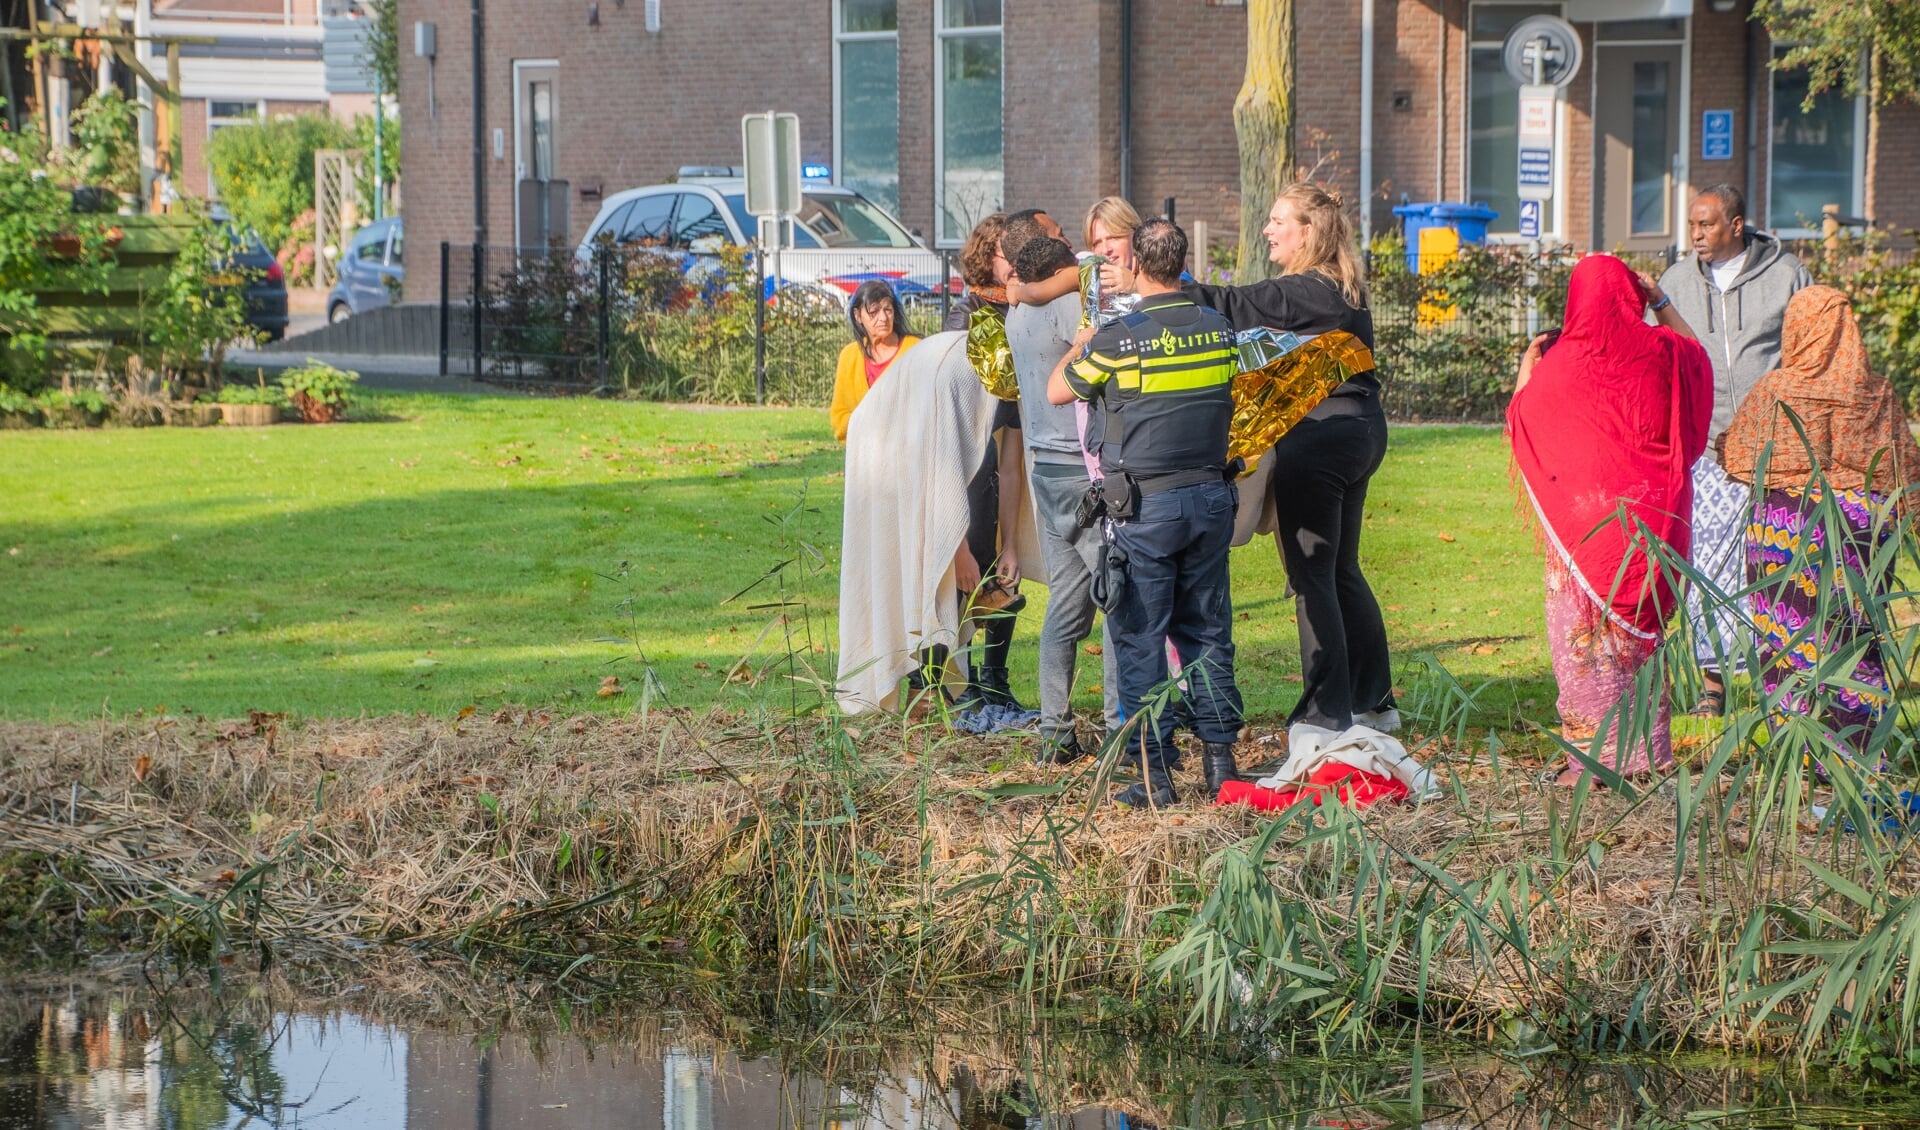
3, 976, 1916, 1130
4, 987, 1133, 1130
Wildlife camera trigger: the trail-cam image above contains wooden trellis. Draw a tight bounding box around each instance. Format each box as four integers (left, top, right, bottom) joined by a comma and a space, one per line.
313, 149, 362, 288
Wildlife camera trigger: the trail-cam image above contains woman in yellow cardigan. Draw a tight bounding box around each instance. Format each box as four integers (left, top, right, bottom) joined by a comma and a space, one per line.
829, 280, 920, 443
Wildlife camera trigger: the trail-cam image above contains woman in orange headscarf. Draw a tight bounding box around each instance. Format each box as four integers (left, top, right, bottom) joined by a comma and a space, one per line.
1720, 285, 1920, 763
1508, 255, 1714, 786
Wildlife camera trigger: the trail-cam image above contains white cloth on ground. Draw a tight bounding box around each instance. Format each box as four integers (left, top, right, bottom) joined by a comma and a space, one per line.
836, 332, 1040, 715
1257, 723, 1440, 799
1685, 454, 1751, 672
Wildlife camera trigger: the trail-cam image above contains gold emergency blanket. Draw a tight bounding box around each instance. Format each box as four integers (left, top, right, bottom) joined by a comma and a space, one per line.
1077, 255, 1105, 331
1227, 330, 1375, 467
966, 303, 1019, 400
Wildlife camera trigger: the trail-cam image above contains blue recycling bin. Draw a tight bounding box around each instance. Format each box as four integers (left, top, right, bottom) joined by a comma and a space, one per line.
1391, 202, 1499, 273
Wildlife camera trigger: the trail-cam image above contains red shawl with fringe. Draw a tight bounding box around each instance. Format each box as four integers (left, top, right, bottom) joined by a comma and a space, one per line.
1508, 255, 1714, 637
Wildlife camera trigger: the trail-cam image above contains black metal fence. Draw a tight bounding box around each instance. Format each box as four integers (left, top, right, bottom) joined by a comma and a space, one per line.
439, 236, 1919, 420
439, 241, 955, 398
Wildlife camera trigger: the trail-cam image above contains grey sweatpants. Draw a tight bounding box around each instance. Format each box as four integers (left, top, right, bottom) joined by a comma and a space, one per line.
1028, 461, 1122, 744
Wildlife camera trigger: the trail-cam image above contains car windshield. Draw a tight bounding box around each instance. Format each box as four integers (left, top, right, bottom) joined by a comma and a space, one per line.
721, 195, 822, 248
796, 192, 915, 248
720, 192, 915, 249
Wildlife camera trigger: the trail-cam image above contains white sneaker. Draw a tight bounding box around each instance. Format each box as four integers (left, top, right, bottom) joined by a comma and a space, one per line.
1356, 707, 1402, 733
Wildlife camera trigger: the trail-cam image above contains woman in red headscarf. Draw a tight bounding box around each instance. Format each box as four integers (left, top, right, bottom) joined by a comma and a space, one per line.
1508, 255, 1713, 787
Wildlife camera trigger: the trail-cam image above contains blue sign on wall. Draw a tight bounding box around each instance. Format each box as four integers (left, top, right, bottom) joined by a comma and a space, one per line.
1518, 200, 1541, 239
1702, 110, 1734, 161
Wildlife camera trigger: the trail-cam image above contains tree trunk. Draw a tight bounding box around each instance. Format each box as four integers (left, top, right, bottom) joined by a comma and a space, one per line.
1866, 42, 1883, 225
1233, 0, 1295, 285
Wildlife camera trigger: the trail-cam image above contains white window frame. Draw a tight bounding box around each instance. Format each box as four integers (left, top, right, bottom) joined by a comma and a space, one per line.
832, 0, 900, 207
206, 99, 267, 194
1765, 45, 1867, 238
932, 2, 1003, 248
1465, 2, 1568, 244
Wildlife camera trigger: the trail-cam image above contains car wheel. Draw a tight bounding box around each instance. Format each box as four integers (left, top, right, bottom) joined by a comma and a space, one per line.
328, 302, 352, 325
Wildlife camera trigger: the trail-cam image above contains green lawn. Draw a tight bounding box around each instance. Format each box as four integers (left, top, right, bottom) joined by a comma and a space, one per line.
0, 392, 1554, 723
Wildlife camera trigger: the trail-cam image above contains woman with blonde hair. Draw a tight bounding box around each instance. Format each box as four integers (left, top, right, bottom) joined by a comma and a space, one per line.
1183, 182, 1396, 747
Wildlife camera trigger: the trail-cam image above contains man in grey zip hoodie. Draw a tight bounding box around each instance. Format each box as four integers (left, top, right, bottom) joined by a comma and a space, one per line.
1658, 183, 1811, 713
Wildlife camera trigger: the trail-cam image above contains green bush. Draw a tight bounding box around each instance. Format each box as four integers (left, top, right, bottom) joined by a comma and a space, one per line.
1368, 234, 1573, 421
278, 359, 358, 408
1801, 237, 1920, 409
138, 205, 255, 390
206, 112, 349, 253
0, 128, 114, 392
607, 244, 940, 405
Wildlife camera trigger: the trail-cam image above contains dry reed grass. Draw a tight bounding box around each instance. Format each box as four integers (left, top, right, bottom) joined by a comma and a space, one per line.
4, 705, 1897, 1057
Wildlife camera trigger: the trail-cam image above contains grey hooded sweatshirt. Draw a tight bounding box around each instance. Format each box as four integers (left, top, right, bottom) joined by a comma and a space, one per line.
1659, 230, 1812, 446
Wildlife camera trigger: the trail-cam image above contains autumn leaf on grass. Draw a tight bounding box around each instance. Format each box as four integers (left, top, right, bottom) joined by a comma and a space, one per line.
1437, 532, 1457, 543
598, 676, 626, 698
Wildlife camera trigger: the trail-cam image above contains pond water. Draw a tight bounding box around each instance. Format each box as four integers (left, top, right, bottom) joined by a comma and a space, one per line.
3, 968, 1916, 1130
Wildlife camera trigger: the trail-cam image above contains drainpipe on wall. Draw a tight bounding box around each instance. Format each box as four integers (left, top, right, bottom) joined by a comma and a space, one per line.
1435, 7, 1446, 200
1119, 0, 1134, 202
1359, 0, 1374, 240
471, 0, 486, 246
1745, 4, 1761, 226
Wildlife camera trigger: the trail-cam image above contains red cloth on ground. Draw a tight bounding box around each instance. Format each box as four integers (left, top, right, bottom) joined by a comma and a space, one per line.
1215, 762, 1411, 811
1506, 254, 1713, 637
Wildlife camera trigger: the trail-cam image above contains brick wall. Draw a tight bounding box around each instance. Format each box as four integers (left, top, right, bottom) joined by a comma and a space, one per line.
1876, 99, 1920, 236
395, 0, 1920, 302
1126, 0, 1245, 261
1003, 0, 1113, 245
1686, 1, 1752, 230
397, 0, 833, 300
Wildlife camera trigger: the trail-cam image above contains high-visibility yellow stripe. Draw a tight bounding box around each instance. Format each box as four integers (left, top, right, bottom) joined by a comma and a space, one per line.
1140, 366, 1236, 393
1141, 350, 1237, 371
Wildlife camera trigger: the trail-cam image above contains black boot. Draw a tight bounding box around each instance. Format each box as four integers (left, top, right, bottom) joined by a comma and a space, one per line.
904, 645, 952, 713
1115, 766, 1178, 809
1202, 741, 1246, 800
973, 613, 1027, 710
1038, 730, 1087, 765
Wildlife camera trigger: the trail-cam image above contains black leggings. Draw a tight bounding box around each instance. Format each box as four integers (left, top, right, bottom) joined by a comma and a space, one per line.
1266, 409, 1394, 730
962, 433, 1017, 678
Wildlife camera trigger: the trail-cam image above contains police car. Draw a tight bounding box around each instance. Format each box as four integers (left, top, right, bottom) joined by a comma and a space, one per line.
573, 168, 955, 304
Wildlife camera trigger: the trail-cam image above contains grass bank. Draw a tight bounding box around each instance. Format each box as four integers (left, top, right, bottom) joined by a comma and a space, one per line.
4, 682, 1917, 1068
0, 389, 1550, 722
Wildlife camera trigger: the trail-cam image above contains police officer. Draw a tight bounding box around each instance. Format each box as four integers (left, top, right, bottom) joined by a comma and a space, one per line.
1045, 218, 1245, 808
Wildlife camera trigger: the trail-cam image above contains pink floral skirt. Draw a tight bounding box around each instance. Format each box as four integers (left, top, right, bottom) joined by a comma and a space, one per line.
1544, 563, 1673, 778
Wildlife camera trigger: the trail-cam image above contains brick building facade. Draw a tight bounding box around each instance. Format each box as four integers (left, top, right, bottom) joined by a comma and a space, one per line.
397, 0, 1920, 302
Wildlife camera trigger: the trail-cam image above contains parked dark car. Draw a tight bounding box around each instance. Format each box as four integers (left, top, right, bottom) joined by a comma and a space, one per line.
327, 217, 403, 323
208, 210, 289, 342
218, 224, 288, 339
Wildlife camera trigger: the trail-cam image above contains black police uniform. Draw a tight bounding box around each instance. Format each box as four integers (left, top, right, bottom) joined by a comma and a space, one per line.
1064, 293, 1244, 790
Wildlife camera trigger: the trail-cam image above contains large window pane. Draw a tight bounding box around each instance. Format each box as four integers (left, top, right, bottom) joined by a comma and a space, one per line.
1630, 61, 1670, 235
1468, 47, 1522, 233
1770, 56, 1857, 230
839, 37, 899, 214
943, 0, 1001, 28
841, 0, 896, 33
940, 34, 1003, 243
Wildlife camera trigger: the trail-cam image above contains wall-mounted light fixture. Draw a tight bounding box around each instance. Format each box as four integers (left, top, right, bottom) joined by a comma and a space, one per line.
646, 0, 661, 33
415, 21, 438, 120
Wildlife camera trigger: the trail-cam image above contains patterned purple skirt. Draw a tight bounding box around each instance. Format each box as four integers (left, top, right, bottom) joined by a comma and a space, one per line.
1746, 486, 1893, 762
